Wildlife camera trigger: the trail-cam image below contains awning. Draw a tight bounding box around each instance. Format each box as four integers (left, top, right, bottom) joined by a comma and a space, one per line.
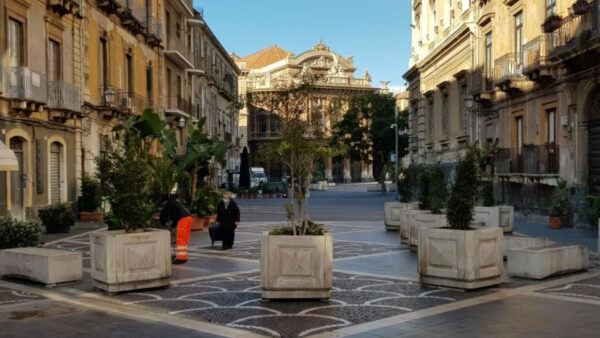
0, 140, 19, 171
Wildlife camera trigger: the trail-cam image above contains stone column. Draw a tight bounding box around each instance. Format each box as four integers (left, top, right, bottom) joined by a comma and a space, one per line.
361, 161, 374, 182
343, 158, 352, 183
325, 157, 333, 182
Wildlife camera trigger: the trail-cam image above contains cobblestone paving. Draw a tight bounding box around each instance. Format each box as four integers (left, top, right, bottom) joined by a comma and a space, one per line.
0, 286, 43, 306
113, 272, 488, 337
190, 240, 403, 261
541, 275, 600, 301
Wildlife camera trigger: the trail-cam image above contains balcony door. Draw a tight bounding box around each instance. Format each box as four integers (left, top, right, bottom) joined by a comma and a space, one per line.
589, 91, 600, 191
9, 137, 25, 219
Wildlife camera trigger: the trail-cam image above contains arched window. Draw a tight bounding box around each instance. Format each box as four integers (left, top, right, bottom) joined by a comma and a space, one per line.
270, 114, 281, 133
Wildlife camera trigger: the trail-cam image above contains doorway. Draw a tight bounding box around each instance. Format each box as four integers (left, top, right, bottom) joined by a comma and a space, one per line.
9, 137, 25, 219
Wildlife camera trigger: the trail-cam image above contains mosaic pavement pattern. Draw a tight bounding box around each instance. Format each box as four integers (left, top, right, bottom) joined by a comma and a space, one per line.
541, 275, 600, 301
190, 240, 404, 261
0, 286, 43, 306
44, 233, 92, 261
114, 272, 488, 337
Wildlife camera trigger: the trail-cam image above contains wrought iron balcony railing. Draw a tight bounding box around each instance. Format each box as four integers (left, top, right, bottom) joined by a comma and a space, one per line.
163, 96, 192, 115
4, 67, 47, 104
494, 144, 559, 175
493, 53, 522, 84
547, 1, 600, 58
47, 81, 81, 112
522, 36, 549, 74
164, 36, 193, 68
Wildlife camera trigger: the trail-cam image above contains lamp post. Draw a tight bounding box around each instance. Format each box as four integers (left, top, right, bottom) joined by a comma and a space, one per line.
390, 121, 398, 200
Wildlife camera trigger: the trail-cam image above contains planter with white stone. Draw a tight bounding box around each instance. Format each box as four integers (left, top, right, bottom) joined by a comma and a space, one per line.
409, 212, 447, 250
418, 226, 503, 289
507, 244, 588, 279
502, 234, 550, 257
90, 228, 172, 293
261, 232, 333, 300
0, 248, 82, 286
384, 201, 420, 231
402, 209, 431, 244
474, 205, 514, 233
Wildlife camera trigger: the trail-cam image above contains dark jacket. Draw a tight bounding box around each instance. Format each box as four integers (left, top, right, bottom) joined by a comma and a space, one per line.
216, 200, 240, 229
160, 199, 191, 227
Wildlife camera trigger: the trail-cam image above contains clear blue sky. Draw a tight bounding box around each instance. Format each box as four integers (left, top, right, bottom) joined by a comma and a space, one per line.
194, 0, 412, 92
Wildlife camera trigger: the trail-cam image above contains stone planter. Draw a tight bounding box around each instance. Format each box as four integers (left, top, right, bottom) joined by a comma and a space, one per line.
90, 229, 172, 293
79, 212, 104, 223
409, 212, 447, 250
384, 202, 420, 231
401, 210, 431, 244
260, 232, 333, 300
418, 226, 503, 289
474, 205, 514, 233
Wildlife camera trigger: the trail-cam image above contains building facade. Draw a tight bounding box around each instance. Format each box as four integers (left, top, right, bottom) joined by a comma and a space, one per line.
405, 0, 600, 225
234, 41, 377, 182
0, 0, 239, 219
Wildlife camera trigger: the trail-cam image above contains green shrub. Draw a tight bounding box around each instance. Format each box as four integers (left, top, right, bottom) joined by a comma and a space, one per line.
0, 218, 43, 249
193, 185, 221, 216
397, 169, 412, 203
428, 167, 448, 214
79, 174, 102, 212
38, 203, 75, 234
447, 149, 479, 229
481, 180, 496, 207
418, 167, 432, 210
270, 220, 325, 236
586, 193, 600, 227
550, 179, 569, 217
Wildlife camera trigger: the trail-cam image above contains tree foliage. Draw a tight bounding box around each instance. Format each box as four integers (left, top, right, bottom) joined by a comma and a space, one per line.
239, 147, 250, 189
446, 148, 479, 229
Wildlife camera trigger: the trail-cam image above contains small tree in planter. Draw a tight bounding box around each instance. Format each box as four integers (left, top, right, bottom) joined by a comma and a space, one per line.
249, 78, 334, 299
79, 174, 104, 222
92, 110, 174, 293
549, 179, 569, 229
408, 166, 447, 249
38, 203, 75, 234
418, 147, 503, 289
428, 166, 447, 214
542, 14, 563, 33
418, 167, 432, 210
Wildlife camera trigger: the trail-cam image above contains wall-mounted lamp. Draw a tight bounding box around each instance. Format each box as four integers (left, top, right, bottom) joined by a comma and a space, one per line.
179, 117, 186, 128
465, 96, 498, 120
104, 88, 115, 106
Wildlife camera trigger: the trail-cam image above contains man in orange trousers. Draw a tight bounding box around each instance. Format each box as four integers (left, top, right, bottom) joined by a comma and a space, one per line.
160, 195, 192, 264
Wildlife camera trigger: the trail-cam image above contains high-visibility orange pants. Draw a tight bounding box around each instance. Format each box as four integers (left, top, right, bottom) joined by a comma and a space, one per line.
175, 216, 192, 261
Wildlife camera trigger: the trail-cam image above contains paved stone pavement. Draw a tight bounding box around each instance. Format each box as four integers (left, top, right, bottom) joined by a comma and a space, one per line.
1, 183, 599, 337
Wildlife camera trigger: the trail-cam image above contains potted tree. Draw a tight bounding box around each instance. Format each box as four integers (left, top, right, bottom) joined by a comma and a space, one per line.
250, 78, 333, 300
409, 166, 448, 250
418, 147, 503, 289
549, 179, 569, 229
79, 174, 104, 222
384, 168, 419, 232
542, 14, 563, 33
38, 203, 75, 234
92, 110, 174, 293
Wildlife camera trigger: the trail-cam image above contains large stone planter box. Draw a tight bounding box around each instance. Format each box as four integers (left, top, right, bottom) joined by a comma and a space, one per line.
507, 244, 588, 279
90, 229, 172, 293
409, 212, 447, 250
261, 232, 333, 299
401, 210, 430, 244
79, 212, 104, 222
0, 248, 82, 286
474, 205, 514, 233
502, 235, 550, 257
384, 202, 420, 231
418, 227, 503, 289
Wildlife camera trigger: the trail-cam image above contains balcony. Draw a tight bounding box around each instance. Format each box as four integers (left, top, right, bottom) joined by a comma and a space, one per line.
171, 0, 194, 16
493, 53, 526, 93
146, 16, 163, 48
163, 96, 192, 118
469, 68, 494, 105
98, 85, 125, 120
4, 67, 47, 106
522, 36, 554, 82
118, 7, 146, 35
164, 37, 194, 69
546, 2, 600, 62
48, 0, 80, 17
96, 0, 121, 15
495, 144, 559, 176
118, 92, 148, 115
250, 131, 281, 141
47, 81, 81, 113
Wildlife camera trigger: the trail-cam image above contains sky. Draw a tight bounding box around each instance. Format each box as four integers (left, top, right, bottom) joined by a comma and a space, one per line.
194, 0, 412, 93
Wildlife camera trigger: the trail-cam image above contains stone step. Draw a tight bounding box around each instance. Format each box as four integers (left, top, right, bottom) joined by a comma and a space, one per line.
0, 247, 82, 286
507, 244, 588, 280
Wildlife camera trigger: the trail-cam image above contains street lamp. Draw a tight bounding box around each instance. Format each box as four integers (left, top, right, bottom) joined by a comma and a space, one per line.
179, 117, 186, 128
390, 121, 399, 201
104, 87, 115, 106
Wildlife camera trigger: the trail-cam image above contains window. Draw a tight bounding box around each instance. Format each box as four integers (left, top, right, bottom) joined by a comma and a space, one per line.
47, 39, 61, 81
166, 68, 172, 99
8, 18, 24, 67
514, 11, 523, 66
427, 96, 435, 142
546, 0, 556, 17
258, 113, 267, 133
547, 109, 556, 144
442, 93, 449, 138
515, 116, 523, 155
485, 32, 493, 89
100, 37, 108, 87
125, 53, 133, 94
459, 85, 468, 135
146, 63, 153, 103
447, 0, 453, 27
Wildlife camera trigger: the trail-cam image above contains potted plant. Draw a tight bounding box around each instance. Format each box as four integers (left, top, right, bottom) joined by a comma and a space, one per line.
418, 147, 503, 289
92, 110, 173, 293
250, 79, 333, 300
409, 166, 448, 250
549, 179, 569, 229
38, 203, 75, 234
78, 174, 104, 222
572, 0, 590, 15
542, 14, 563, 33
385, 168, 419, 232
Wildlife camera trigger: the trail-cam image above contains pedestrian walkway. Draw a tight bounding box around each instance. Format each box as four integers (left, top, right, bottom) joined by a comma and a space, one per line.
1, 191, 599, 337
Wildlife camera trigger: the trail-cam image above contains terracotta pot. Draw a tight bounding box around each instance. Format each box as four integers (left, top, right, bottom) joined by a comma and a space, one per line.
549, 216, 562, 229
208, 215, 217, 223
79, 212, 104, 223
542, 18, 562, 33
191, 215, 207, 231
